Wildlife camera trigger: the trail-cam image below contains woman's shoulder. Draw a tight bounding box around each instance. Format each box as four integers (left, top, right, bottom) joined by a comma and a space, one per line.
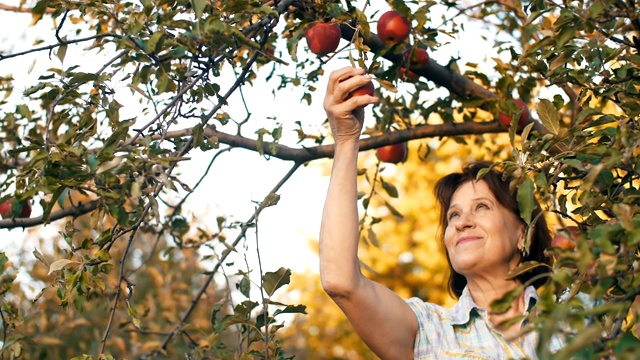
404, 297, 460, 324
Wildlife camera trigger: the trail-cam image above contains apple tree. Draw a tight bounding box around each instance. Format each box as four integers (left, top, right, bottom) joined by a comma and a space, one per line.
0, 0, 639, 359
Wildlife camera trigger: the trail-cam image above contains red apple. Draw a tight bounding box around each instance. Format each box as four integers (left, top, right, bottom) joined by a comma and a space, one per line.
0, 201, 10, 218
551, 226, 579, 250
351, 81, 375, 98
580, 115, 594, 125
348, 80, 375, 109
0, 197, 32, 219
399, 67, 419, 82
403, 48, 429, 70
376, 143, 408, 164
498, 99, 530, 130
377, 10, 411, 44
305, 22, 342, 56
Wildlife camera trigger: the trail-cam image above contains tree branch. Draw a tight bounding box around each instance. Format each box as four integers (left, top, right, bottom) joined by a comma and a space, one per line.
0, 199, 101, 229
0, 2, 54, 13
338, 24, 498, 101
0, 34, 122, 61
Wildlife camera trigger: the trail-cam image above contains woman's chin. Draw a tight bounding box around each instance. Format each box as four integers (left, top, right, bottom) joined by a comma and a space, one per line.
451, 257, 481, 275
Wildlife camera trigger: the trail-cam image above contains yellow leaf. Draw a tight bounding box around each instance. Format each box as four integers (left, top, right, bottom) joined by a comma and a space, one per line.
375, 77, 397, 93
34, 336, 63, 346
140, 341, 163, 352
48, 259, 75, 275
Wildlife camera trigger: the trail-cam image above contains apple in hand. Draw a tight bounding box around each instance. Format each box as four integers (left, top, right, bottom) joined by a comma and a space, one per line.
0, 197, 32, 219
376, 143, 408, 164
498, 99, 530, 130
403, 48, 429, 70
305, 22, 342, 56
348, 80, 375, 109
351, 81, 375, 97
377, 10, 411, 44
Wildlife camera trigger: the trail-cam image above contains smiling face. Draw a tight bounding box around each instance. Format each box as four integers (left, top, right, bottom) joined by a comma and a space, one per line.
443, 180, 525, 280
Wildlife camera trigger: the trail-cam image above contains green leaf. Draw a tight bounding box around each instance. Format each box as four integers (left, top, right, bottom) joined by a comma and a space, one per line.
554, 326, 603, 359
490, 285, 524, 314
536, 99, 559, 135
0, 253, 7, 276
43, 186, 67, 223
262, 267, 291, 297
516, 176, 535, 224
273, 304, 307, 316
381, 179, 398, 198
505, 261, 552, 280
236, 276, 250, 298
146, 32, 163, 53
192, 0, 206, 19
368, 228, 380, 247
384, 199, 404, 219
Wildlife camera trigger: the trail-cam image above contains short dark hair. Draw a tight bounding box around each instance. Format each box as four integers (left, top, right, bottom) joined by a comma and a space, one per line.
434, 161, 552, 299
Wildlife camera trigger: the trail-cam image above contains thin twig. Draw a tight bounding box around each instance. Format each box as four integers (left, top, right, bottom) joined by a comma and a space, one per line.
0, 34, 121, 61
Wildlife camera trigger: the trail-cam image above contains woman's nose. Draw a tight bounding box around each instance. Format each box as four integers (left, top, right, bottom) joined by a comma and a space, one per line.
454, 212, 475, 230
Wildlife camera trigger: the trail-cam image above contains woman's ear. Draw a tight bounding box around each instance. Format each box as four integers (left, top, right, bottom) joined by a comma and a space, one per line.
517, 226, 526, 252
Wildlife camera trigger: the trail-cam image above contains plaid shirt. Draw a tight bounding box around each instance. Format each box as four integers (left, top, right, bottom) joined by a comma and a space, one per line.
405, 286, 564, 359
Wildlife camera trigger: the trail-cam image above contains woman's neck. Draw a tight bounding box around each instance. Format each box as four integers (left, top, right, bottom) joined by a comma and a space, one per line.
465, 278, 527, 335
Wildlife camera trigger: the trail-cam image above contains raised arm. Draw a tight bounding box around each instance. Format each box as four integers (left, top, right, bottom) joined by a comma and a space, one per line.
319, 66, 418, 359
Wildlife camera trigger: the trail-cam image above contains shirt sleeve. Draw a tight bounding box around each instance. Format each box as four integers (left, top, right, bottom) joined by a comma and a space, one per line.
405, 297, 446, 357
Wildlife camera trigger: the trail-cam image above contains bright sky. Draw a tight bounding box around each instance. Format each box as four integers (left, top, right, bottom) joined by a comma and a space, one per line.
0, 1, 513, 304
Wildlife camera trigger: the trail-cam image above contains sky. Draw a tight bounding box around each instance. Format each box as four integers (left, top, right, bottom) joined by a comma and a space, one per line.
0, 0, 516, 305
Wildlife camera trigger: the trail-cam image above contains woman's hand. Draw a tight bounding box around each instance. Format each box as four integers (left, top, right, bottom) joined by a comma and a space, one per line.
323, 66, 378, 145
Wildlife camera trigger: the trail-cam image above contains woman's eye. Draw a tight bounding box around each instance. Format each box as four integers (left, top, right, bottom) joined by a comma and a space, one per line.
476, 203, 489, 210
448, 212, 459, 220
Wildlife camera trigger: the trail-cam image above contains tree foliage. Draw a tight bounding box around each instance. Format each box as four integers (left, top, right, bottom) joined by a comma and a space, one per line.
0, 0, 639, 359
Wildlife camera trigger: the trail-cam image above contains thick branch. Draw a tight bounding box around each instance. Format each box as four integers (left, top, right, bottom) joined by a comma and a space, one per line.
0, 2, 54, 13
0, 199, 100, 229
338, 24, 498, 100
200, 121, 504, 162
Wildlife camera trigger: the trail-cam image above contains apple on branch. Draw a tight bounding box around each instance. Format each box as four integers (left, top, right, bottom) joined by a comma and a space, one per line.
399, 67, 419, 82
377, 10, 411, 44
305, 22, 342, 56
376, 142, 408, 164
403, 47, 430, 70
0, 197, 32, 219
498, 99, 530, 131
551, 225, 580, 250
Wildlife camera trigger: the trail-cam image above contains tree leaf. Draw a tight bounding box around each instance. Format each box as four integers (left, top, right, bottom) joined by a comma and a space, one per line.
48, 259, 75, 275
192, 0, 206, 19
505, 261, 552, 280
381, 179, 399, 198
236, 277, 250, 298
374, 77, 397, 93
490, 285, 524, 314
516, 176, 535, 224
536, 99, 559, 134
33, 249, 49, 267
262, 267, 291, 297
368, 228, 380, 247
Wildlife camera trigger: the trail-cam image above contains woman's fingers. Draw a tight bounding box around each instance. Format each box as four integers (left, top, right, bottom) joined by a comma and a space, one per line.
324, 67, 377, 114
326, 66, 365, 95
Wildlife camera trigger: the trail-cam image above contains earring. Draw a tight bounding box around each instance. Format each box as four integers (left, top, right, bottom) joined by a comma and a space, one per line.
519, 246, 527, 257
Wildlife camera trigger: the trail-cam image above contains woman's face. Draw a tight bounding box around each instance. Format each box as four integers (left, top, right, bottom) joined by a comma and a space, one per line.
444, 180, 525, 279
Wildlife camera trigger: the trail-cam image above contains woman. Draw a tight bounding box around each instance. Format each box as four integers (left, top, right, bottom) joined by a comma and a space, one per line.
319, 66, 556, 359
